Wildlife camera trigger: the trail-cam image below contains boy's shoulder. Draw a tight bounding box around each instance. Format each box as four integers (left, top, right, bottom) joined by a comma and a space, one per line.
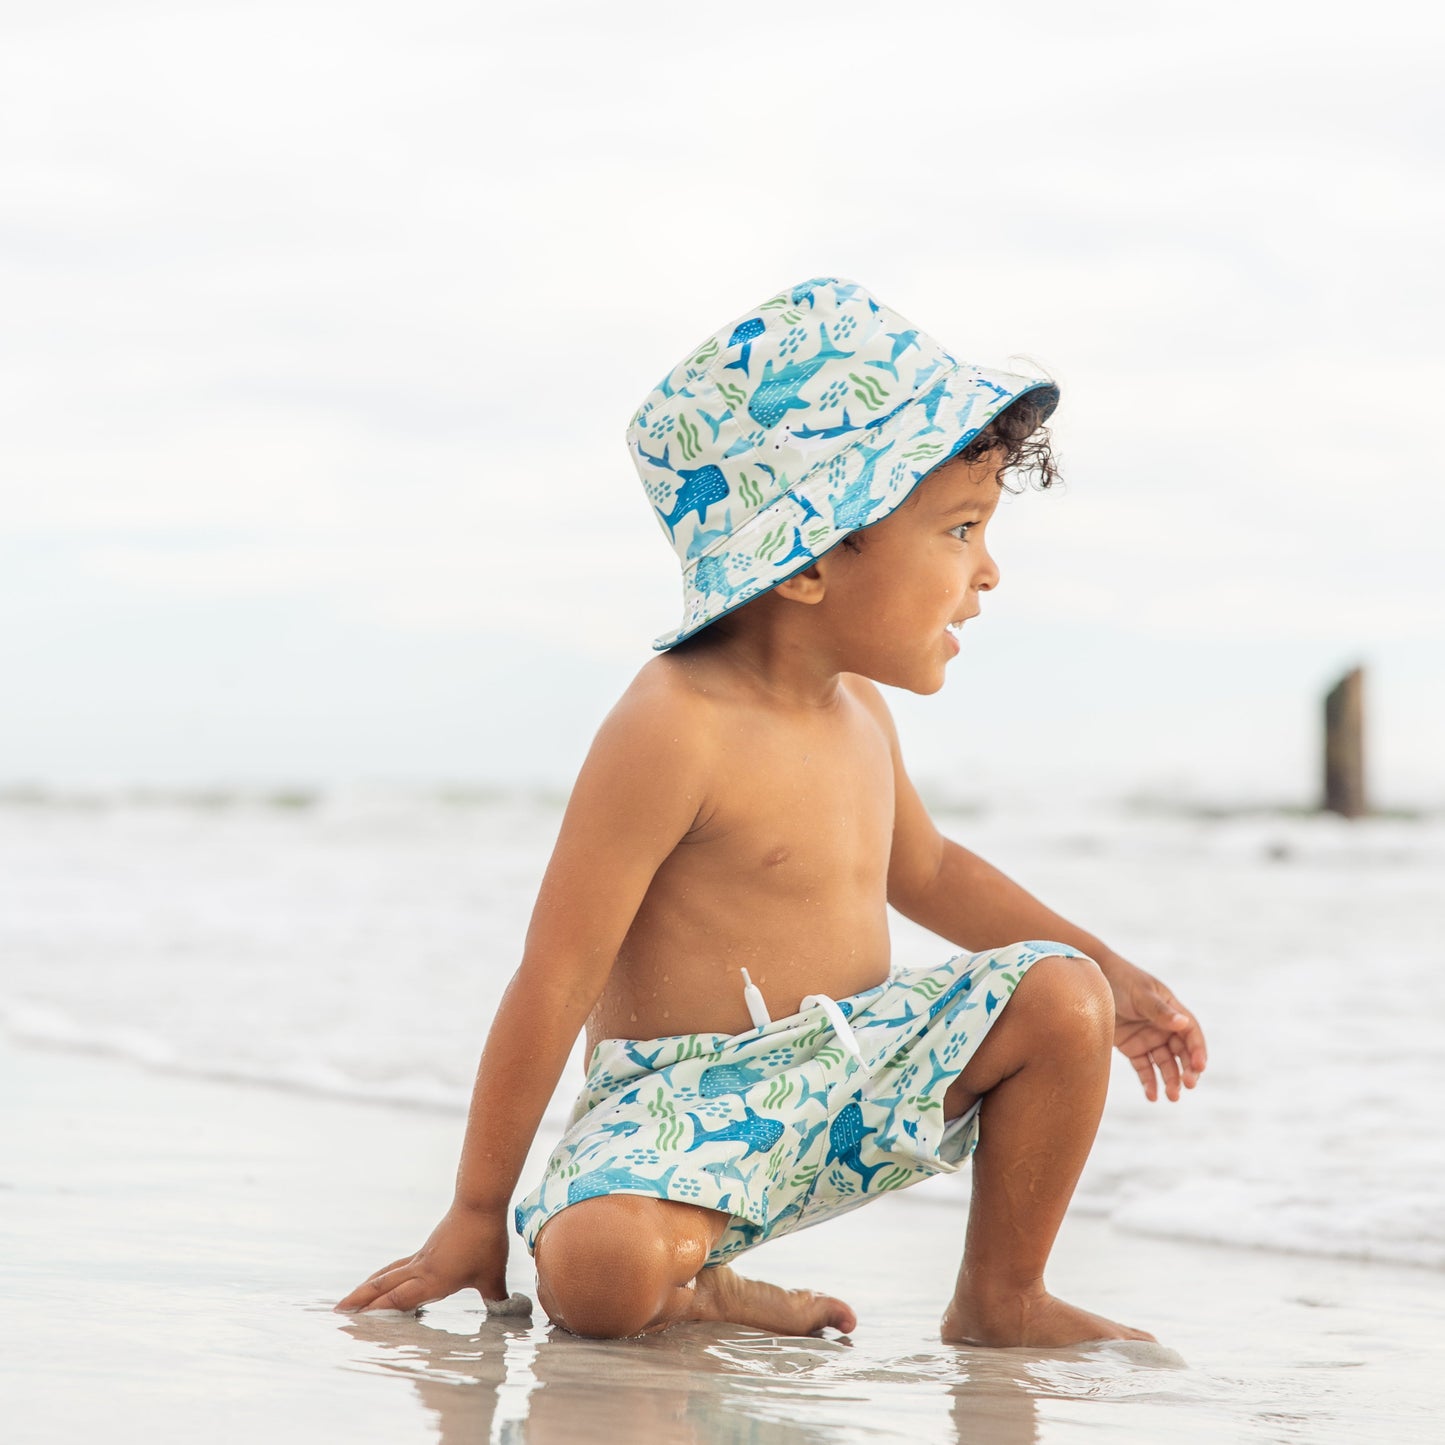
615, 654, 897, 744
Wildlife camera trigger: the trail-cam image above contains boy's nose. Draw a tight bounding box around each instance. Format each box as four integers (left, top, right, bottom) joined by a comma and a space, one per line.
976, 548, 1000, 592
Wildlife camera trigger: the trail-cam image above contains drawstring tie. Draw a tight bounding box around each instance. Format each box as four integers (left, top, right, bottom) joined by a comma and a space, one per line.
740, 969, 863, 1062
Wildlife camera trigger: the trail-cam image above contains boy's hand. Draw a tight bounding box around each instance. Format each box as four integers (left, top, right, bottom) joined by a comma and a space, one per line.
1098, 955, 1208, 1103
334, 1202, 511, 1314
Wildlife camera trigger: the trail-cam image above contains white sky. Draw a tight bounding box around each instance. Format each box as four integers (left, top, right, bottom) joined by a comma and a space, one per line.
2, 0, 1442, 804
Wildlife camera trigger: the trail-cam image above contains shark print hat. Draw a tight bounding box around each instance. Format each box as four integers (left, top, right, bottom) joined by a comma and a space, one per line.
627, 276, 1060, 651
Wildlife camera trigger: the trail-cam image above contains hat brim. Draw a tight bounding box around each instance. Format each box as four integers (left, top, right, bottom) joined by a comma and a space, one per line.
651, 368, 1058, 651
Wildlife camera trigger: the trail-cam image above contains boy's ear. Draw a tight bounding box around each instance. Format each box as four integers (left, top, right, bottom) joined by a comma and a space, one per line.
772, 563, 827, 607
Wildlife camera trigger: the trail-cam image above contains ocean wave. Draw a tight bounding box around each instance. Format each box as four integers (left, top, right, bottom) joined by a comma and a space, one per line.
0, 999, 473, 1115
1092, 1180, 1445, 1272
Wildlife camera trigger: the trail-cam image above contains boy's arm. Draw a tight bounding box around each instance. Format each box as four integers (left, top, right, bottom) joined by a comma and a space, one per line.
849, 677, 1207, 1104
336, 672, 713, 1312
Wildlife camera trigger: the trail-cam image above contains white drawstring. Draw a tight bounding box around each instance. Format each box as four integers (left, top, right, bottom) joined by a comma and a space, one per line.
740, 968, 772, 1028
738, 971, 864, 1062
800, 993, 864, 1061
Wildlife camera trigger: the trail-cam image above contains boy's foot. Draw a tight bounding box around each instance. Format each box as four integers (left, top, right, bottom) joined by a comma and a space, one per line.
940, 1287, 1155, 1348
688, 1264, 856, 1336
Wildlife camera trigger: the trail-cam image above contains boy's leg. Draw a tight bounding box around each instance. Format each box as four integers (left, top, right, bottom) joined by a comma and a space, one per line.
939, 954, 1155, 1347
533, 1195, 856, 1339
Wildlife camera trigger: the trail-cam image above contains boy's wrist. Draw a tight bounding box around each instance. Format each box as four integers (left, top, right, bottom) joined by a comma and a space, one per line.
1089, 945, 1129, 981
451, 1191, 512, 1220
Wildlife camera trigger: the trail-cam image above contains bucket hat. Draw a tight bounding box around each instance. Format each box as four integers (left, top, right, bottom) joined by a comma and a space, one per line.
627, 276, 1059, 651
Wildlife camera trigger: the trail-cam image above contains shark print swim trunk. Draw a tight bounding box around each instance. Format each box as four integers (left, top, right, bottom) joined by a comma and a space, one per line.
514, 941, 1088, 1265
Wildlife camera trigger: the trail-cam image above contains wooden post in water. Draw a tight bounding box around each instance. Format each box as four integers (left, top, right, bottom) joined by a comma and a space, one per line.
1323, 666, 1367, 818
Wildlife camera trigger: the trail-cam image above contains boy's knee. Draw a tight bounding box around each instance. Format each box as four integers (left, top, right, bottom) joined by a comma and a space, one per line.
535, 1196, 702, 1338
1016, 953, 1114, 1051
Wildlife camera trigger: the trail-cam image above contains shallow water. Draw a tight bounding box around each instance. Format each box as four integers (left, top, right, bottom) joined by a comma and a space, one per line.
4, 1033, 1439, 1445
2, 788, 1443, 1274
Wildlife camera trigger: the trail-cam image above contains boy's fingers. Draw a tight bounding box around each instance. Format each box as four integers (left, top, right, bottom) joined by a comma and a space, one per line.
1169, 1034, 1200, 1087
365, 1276, 434, 1313
334, 1258, 421, 1313
1130, 1052, 1158, 1102
1152, 992, 1208, 1074
335, 1278, 389, 1312
1151, 1045, 1182, 1101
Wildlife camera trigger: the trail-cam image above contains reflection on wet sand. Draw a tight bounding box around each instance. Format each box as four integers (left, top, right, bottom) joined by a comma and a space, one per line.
333, 1308, 1192, 1443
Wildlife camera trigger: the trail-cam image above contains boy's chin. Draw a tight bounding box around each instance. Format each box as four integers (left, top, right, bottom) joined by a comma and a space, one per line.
864, 663, 948, 696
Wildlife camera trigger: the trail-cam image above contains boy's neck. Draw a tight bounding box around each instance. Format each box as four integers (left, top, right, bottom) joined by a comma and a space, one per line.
676, 617, 848, 713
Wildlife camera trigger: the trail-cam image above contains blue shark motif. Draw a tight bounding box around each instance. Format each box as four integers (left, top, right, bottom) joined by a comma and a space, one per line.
796, 1073, 831, 1111
700, 1156, 751, 1190
597, 1119, 643, 1141
697, 406, 732, 441
723, 431, 762, 459
698, 1061, 768, 1099
985, 990, 1001, 1017
921, 1048, 957, 1096
693, 552, 748, 605
874, 999, 918, 1028
748, 326, 854, 429
929, 973, 973, 1021
825, 1102, 884, 1188
514, 1198, 547, 1236
792, 409, 861, 442
828, 439, 895, 531
768, 1199, 805, 1231
866, 329, 921, 381
723, 316, 766, 375
686, 510, 733, 560
792, 1115, 830, 1156
567, 1163, 679, 1206
773, 526, 813, 570
929, 395, 985, 472
658, 464, 731, 538
788, 279, 865, 310
686, 1105, 785, 1157
623, 1042, 664, 1071
914, 377, 956, 432
746, 462, 817, 527
635, 439, 673, 472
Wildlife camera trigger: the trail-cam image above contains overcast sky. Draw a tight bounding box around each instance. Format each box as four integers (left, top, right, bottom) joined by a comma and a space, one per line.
2, 0, 1441, 805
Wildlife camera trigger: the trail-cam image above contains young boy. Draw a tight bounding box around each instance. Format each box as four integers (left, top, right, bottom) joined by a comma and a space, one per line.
337, 277, 1207, 1346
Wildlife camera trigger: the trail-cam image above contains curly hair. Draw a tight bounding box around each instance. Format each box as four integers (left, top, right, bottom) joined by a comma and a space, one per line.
839, 388, 1060, 553
953, 386, 1061, 493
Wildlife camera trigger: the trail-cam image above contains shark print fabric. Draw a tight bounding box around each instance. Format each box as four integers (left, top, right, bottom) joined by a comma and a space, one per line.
626, 277, 1060, 651
514, 941, 1087, 1265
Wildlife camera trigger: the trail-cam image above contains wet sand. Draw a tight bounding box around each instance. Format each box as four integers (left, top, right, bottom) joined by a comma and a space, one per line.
2, 1034, 1439, 1444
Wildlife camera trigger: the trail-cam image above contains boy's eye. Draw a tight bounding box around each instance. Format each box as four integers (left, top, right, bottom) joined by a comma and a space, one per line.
949, 522, 975, 542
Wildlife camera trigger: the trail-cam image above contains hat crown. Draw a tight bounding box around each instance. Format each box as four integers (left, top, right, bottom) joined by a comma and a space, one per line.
627, 277, 1058, 650
627, 278, 954, 567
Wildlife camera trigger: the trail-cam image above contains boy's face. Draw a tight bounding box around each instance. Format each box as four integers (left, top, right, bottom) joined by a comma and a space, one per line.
815, 451, 1004, 694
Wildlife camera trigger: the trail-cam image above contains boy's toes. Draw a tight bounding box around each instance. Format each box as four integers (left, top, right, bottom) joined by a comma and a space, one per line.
693, 1265, 856, 1336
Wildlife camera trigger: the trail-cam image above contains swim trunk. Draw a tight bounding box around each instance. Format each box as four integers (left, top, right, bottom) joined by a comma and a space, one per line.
514, 941, 1086, 1265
